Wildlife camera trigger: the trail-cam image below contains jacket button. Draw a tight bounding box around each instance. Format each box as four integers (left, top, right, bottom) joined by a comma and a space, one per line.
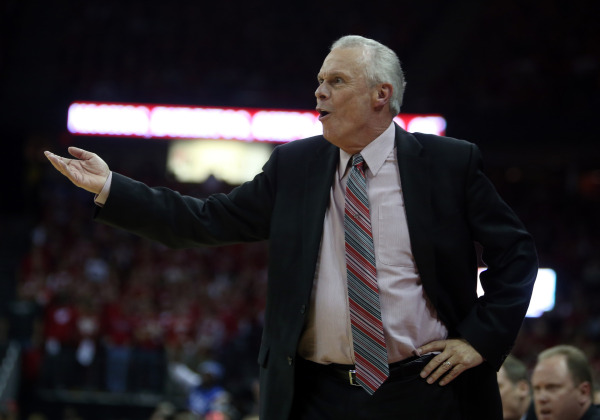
287, 356, 293, 365
300, 305, 306, 314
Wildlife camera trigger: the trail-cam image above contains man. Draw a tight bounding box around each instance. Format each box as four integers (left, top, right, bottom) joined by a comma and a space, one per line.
531, 345, 600, 420
498, 355, 537, 420
45, 35, 538, 419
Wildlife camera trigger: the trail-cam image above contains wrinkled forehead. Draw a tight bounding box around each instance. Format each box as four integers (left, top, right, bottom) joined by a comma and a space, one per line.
318, 47, 368, 79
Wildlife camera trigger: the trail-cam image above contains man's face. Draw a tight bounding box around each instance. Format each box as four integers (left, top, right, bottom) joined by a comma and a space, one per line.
497, 367, 529, 420
315, 47, 378, 153
532, 355, 589, 420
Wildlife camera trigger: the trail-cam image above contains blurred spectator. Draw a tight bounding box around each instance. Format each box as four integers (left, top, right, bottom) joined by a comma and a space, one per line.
73, 299, 102, 390
100, 284, 134, 393
531, 345, 600, 420
39, 291, 79, 389
170, 359, 236, 419
497, 355, 537, 420
129, 296, 166, 393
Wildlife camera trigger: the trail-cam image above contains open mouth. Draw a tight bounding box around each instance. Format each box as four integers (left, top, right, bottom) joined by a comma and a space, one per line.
318, 110, 330, 119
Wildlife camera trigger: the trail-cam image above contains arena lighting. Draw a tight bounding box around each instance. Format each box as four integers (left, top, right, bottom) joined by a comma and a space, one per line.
167, 139, 273, 185
477, 268, 556, 318
67, 101, 447, 141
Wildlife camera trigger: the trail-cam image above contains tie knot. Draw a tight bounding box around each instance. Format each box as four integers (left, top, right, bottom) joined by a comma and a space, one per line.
352, 153, 364, 169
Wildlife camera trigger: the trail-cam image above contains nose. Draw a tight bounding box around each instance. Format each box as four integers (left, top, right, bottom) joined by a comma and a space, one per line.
315, 83, 329, 100
535, 390, 550, 403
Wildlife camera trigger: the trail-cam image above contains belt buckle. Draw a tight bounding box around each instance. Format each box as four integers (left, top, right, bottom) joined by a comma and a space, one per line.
348, 369, 361, 387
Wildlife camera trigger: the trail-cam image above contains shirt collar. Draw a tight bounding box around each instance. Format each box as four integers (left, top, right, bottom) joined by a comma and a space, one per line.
338, 122, 396, 180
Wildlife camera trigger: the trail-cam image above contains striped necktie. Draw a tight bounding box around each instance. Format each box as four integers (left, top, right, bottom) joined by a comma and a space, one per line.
344, 153, 389, 394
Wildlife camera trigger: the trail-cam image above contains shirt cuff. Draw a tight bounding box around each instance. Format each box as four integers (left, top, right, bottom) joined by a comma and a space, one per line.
94, 172, 113, 207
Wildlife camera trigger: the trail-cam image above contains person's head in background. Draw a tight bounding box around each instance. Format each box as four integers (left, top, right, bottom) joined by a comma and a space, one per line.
532, 345, 595, 420
497, 355, 533, 420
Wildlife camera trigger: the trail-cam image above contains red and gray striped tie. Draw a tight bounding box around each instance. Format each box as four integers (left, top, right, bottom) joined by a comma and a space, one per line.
345, 153, 389, 394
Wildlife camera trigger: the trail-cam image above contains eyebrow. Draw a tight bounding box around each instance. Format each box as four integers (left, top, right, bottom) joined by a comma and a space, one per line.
317, 70, 351, 81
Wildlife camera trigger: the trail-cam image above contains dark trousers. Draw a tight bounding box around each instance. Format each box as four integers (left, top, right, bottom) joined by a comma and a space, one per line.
290, 355, 462, 420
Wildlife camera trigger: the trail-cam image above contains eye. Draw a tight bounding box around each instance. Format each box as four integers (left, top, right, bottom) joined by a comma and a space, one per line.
334, 77, 343, 84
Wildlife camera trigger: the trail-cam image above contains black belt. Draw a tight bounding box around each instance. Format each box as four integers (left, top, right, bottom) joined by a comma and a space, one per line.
301, 354, 435, 387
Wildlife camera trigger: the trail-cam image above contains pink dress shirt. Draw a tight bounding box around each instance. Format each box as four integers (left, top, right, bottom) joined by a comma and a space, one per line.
297, 122, 448, 365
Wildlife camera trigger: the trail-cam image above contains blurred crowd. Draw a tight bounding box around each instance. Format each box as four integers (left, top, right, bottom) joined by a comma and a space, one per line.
6, 167, 265, 418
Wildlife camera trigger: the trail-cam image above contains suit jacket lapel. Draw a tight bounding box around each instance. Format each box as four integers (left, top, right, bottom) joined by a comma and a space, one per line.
395, 125, 439, 306
302, 139, 339, 293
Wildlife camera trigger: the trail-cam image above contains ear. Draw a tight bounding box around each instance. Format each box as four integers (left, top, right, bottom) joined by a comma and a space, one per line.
516, 380, 530, 398
373, 83, 393, 110
576, 381, 591, 405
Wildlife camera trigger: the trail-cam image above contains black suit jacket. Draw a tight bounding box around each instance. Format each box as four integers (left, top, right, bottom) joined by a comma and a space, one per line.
582, 404, 600, 420
95, 124, 538, 419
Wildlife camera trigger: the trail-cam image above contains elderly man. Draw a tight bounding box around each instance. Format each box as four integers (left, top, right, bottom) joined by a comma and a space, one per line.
532, 345, 600, 420
498, 355, 537, 420
45, 35, 537, 419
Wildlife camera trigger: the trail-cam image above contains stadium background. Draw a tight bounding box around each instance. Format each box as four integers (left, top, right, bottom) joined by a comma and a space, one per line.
1, 0, 599, 418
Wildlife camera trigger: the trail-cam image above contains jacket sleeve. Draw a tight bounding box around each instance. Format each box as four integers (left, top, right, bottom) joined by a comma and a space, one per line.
93, 147, 279, 248
456, 144, 538, 369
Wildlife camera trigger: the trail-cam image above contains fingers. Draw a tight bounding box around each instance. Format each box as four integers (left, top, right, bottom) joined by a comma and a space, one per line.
418, 339, 484, 386
44, 151, 81, 187
438, 361, 461, 386
420, 353, 461, 386
44, 151, 72, 178
66, 147, 110, 177
417, 340, 445, 355
44, 150, 109, 194
68, 146, 93, 160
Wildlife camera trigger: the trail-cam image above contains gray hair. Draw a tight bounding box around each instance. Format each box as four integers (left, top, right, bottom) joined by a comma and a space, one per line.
331, 35, 406, 116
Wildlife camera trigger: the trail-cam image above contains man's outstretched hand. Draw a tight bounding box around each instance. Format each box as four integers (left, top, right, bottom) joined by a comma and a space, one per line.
45, 147, 110, 194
